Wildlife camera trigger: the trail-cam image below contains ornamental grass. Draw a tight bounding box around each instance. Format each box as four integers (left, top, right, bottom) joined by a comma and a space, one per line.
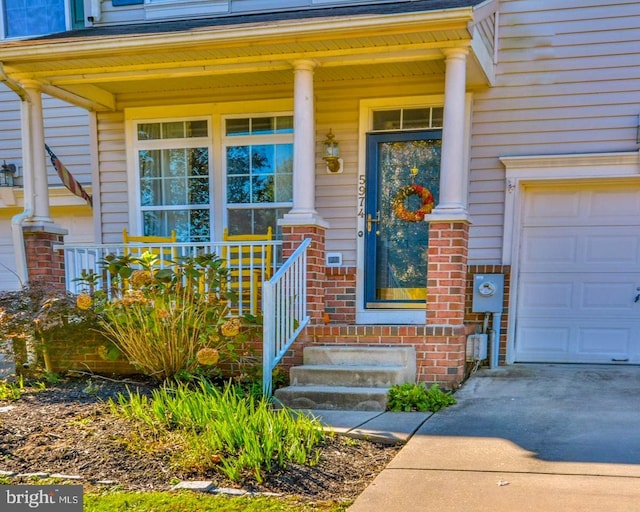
111, 380, 325, 484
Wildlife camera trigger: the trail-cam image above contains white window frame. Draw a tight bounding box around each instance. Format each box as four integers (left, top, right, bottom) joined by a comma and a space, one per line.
130, 116, 213, 241
125, 100, 293, 242
143, 0, 228, 19
222, 113, 294, 236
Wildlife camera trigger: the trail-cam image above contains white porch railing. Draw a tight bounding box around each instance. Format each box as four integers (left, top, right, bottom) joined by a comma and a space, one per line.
262, 238, 311, 397
57, 238, 311, 396
56, 240, 281, 317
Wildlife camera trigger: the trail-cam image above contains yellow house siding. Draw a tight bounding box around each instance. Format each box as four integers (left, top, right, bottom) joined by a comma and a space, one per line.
42, 95, 92, 186
96, 111, 129, 243
99, 78, 447, 257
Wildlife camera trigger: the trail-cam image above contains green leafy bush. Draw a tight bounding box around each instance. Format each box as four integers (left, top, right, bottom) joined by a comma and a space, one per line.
110, 379, 324, 483
387, 382, 456, 412
77, 251, 259, 381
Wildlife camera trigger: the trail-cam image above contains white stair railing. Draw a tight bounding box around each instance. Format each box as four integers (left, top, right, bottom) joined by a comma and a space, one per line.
262, 238, 311, 397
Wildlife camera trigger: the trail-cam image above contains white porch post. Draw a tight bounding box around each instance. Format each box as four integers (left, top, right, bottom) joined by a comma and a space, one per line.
22, 80, 52, 224
281, 59, 326, 227
429, 47, 470, 220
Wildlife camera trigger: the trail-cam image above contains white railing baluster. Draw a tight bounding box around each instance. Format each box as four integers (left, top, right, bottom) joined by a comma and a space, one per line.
56, 237, 309, 398
261, 238, 311, 397
55, 240, 281, 311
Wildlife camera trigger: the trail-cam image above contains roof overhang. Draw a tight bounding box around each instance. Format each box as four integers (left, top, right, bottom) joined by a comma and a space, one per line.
0, 0, 499, 111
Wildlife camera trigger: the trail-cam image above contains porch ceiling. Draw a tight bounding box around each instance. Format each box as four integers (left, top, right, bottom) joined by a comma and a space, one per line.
0, 2, 497, 110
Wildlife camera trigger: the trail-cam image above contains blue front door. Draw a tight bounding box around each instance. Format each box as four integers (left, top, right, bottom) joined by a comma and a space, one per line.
364, 131, 441, 308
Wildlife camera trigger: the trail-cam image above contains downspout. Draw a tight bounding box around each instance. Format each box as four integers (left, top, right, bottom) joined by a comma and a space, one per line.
0, 65, 34, 286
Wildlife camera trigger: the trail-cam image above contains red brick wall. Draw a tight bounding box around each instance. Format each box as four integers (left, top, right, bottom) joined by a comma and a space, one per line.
323, 266, 356, 324
23, 228, 66, 290
44, 332, 138, 376
465, 264, 511, 365
426, 221, 469, 325
281, 225, 326, 323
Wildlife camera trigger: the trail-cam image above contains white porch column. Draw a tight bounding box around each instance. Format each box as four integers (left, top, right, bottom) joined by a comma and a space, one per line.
22, 80, 52, 224
281, 59, 327, 227
429, 47, 470, 221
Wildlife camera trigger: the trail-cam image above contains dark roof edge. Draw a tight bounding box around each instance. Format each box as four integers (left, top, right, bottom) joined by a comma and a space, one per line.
30, 0, 485, 42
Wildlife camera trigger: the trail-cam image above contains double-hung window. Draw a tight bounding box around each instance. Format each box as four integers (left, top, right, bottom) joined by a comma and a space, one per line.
136, 119, 211, 242
224, 115, 293, 236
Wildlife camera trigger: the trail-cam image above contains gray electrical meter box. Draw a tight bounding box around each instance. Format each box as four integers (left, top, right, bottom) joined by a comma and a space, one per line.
472, 274, 504, 313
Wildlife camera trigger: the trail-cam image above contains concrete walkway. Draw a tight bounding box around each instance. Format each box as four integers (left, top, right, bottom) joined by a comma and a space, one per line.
307, 409, 433, 444
347, 364, 640, 512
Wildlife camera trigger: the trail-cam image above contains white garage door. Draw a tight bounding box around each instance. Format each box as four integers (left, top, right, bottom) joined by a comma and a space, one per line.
515, 183, 640, 364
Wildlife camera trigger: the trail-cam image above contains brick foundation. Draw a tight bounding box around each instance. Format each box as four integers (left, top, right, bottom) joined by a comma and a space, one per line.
22, 225, 67, 291
465, 264, 511, 365
281, 224, 326, 323
323, 266, 356, 324
44, 332, 138, 376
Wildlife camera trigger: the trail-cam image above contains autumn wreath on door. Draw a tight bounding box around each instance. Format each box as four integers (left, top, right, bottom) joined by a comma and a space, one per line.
392, 183, 435, 222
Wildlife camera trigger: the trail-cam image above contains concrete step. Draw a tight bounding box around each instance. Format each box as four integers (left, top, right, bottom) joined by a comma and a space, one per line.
290, 364, 410, 388
304, 345, 416, 370
274, 385, 389, 411
276, 345, 417, 411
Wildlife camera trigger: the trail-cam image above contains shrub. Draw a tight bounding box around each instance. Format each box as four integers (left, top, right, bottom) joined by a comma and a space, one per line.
387, 382, 456, 412
0, 282, 103, 375
78, 251, 259, 381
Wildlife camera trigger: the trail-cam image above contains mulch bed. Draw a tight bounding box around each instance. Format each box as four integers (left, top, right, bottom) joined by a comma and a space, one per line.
0, 376, 400, 502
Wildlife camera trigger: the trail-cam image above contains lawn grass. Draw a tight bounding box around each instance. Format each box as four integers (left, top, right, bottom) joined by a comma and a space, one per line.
85, 490, 351, 512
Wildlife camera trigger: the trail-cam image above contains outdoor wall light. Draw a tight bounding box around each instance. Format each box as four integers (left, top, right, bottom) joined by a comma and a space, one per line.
0, 161, 16, 187
323, 129, 343, 173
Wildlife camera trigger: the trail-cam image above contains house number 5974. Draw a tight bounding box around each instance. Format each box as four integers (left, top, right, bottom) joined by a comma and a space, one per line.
358, 174, 366, 218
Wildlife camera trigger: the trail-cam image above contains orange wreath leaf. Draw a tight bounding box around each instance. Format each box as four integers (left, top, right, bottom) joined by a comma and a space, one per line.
392, 184, 435, 222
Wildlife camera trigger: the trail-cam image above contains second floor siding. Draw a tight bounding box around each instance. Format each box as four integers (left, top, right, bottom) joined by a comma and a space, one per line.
467, 0, 640, 263
95, 0, 471, 26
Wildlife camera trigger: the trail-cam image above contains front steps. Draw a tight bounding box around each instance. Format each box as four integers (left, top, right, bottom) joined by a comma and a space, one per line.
274, 345, 416, 411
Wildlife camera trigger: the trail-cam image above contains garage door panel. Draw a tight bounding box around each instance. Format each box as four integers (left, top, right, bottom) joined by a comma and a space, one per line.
517, 321, 637, 363
521, 232, 577, 268
522, 228, 640, 271
516, 324, 571, 360
516, 184, 640, 364
523, 190, 581, 222
520, 274, 640, 318
590, 189, 640, 220
578, 327, 630, 356
585, 233, 640, 266
524, 187, 640, 227
582, 282, 636, 310
519, 278, 573, 311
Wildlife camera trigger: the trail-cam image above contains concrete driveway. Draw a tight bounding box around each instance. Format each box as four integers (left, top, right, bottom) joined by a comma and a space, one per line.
349, 364, 640, 512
